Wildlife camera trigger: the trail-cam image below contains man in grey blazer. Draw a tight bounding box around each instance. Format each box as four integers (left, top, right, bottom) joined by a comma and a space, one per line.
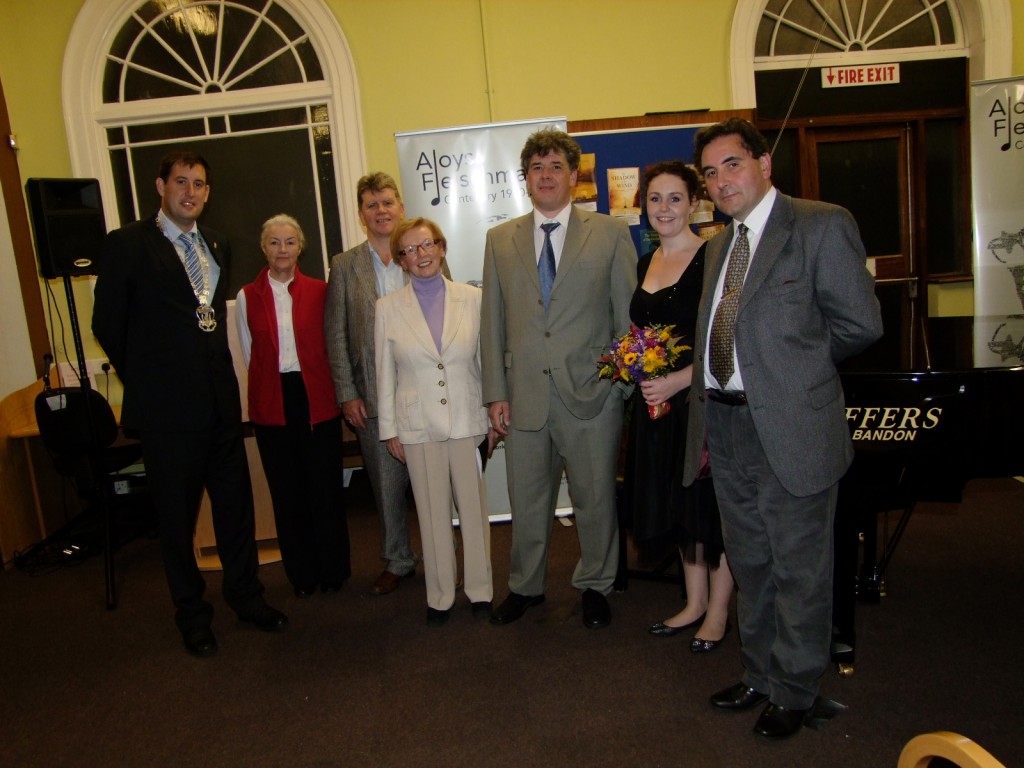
682, 119, 883, 739
325, 173, 419, 595
482, 129, 636, 629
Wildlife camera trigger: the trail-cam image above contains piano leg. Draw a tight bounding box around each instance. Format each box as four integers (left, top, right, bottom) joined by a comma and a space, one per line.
832, 489, 858, 676
874, 500, 917, 590
858, 515, 884, 602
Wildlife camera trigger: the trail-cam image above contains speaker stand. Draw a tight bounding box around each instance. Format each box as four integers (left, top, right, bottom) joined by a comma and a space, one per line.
62, 274, 118, 610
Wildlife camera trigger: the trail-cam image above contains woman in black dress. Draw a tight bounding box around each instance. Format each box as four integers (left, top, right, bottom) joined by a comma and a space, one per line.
624, 161, 734, 652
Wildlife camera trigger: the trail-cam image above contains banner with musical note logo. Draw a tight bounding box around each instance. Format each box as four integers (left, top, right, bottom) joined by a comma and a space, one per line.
395, 117, 566, 284
971, 76, 1024, 367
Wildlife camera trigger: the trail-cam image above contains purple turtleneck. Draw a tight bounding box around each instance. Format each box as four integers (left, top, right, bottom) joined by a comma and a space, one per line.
410, 271, 445, 351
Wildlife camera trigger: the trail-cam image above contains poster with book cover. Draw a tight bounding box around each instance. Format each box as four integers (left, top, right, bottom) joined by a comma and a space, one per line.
606, 167, 641, 224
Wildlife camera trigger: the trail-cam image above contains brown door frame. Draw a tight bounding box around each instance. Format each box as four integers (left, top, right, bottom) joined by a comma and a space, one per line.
804, 123, 920, 366
0, 75, 49, 379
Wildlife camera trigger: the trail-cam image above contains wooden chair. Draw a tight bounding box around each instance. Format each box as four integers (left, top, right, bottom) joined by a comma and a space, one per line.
898, 732, 1006, 768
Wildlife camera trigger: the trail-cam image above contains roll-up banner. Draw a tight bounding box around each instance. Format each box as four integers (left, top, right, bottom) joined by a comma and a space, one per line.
395, 117, 566, 284
971, 76, 1024, 367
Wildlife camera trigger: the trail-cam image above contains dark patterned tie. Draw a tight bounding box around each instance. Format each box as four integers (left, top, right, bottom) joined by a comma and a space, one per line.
178, 231, 204, 292
539, 221, 559, 310
709, 223, 750, 385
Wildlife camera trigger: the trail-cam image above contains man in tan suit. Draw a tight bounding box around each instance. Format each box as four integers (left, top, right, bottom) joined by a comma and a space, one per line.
481, 129, 637, 628
325, 173, 418, 595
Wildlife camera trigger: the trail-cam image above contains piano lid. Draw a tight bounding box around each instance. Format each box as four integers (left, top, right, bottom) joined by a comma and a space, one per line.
841, 316, 1024, 374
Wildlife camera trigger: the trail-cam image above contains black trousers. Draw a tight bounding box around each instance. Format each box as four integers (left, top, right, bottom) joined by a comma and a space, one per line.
253, 372, 350, 590
141, 416, 264, 632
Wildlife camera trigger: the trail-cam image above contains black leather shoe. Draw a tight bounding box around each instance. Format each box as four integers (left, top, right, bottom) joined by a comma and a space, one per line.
581, 588, 611, 629
293, 585, 316, 598
470, 601, 492, 620
182, 626, 218, 658
240, 604, 289, 633
320, 581, 344, 595
690, 619, 732, 653
754, 703, 808, 739
648, 612, 706, 637
426, 607, 450, 627
709, 682, 769, 711
490, 592, 545, 625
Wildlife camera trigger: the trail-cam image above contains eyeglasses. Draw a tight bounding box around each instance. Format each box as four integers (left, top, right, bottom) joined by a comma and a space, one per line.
399, 238, 441, 257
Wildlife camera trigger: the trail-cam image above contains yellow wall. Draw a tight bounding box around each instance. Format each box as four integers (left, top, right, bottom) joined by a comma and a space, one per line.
327, 0, 735, 182
2, 0, 1022, 196
0, 0, 736, 186
0, 0, 78, 178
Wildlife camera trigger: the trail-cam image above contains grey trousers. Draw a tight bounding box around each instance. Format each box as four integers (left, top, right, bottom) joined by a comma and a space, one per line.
356, 416, 417, 575
706, 399, 835, 710
503, 384, 622, 596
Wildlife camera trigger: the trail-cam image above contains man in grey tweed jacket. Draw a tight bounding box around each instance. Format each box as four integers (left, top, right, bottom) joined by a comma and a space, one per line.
325, 173, 419, 595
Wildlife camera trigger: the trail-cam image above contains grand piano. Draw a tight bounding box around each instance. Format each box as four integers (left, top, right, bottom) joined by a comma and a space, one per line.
832, 316, 1024, 675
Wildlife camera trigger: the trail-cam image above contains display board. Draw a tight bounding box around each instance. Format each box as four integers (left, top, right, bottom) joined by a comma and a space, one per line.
572, 123, 717, 257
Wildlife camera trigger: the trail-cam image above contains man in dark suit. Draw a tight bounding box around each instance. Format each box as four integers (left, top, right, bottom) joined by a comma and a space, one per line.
93, 150, 287, 658
682, 119, 883, 738
481, 129, 637, 629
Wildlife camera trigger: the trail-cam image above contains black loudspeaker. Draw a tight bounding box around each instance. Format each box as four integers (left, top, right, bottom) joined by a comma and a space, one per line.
25, 178, 107, 279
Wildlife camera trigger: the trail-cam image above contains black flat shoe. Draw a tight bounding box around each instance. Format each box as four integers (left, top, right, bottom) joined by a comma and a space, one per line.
320, 581, 344, 595
470, 601, 492, 620
426, 607, 450, 627
690, 619, 732, 653
581, 588, 611, 629
648, 612, 706, 637
754, 703, 808, 739
293, 585, 316, 598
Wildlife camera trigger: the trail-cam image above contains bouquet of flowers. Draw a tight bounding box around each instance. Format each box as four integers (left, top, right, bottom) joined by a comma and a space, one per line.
596, 323, 689, 419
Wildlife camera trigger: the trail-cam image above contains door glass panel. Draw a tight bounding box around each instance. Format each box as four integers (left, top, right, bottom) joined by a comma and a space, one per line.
924, 118, 966, 275
817, 138, 901, 257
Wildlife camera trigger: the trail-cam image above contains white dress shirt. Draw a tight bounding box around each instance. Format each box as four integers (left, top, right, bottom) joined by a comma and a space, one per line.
235, 272, 300, 372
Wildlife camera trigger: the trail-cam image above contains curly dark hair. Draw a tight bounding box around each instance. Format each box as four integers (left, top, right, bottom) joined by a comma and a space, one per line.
519, 129, 582, 175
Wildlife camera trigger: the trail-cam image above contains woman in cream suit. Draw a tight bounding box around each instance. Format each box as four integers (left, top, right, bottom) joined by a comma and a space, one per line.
375, 217, 495, 626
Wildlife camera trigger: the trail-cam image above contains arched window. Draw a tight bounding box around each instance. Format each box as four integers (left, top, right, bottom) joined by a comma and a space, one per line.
730, 0, 1012, 106
756, 0, 961, 59
64, 0, 366, 293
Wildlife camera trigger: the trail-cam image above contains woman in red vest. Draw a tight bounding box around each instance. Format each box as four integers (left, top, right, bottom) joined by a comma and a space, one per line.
236, 214, 350, 597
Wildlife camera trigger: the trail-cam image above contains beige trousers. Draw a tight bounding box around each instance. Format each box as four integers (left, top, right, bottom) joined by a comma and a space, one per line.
404, 436, 493, 610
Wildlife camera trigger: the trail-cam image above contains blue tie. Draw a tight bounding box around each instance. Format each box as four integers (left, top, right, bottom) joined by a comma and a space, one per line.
539, 221, 559, 310
178, 231, 204, 292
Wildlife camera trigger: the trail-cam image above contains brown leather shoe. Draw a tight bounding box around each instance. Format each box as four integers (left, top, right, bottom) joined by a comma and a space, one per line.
369, 569, 412, 595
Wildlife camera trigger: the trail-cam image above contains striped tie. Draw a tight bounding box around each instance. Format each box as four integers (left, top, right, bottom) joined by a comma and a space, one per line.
539, 221, 559, 309
178, 231, 204, 292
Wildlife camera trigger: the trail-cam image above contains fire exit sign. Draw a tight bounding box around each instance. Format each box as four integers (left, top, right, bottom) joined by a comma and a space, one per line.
821, 63, 900, 88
